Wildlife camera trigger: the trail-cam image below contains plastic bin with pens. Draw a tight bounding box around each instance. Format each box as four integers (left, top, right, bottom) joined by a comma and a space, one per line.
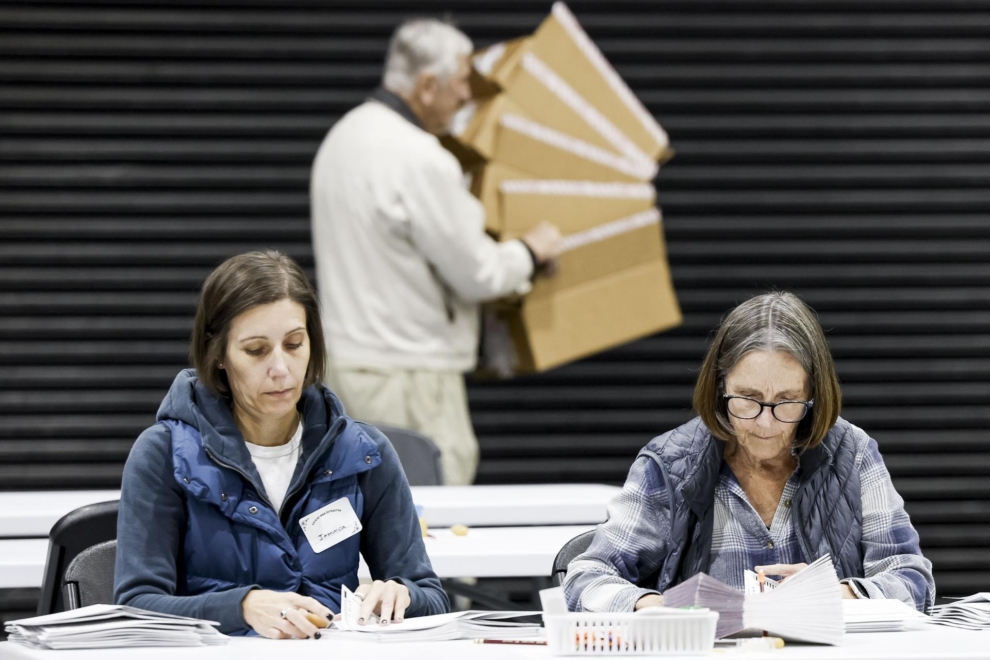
542, 608, 719, 656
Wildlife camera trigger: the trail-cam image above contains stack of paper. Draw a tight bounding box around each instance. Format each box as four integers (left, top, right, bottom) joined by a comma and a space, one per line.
931, 593, 990, 630
663, 555, 844, 645
327, 585, 542, 643
4, 604, 226, 649
663, 572, 745, 639
842, 599, 929, 633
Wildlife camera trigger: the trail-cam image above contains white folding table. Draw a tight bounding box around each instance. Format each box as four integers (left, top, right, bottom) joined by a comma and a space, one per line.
0, 525, 595, 590
0, 625, 988, 660
0, 485, 618, 539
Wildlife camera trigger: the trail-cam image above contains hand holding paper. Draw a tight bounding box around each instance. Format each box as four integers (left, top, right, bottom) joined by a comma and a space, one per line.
351, 580, 412, 625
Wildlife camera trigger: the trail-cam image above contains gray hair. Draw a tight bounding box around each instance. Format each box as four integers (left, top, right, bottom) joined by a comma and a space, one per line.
693, 291, 842, 448
715, 292, 820, 379
382, 20, 473, 95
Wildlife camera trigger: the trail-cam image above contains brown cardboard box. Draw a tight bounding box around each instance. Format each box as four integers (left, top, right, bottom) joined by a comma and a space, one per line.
471, 162, 656, 239
451, 95, 649, 181
477, 44, 661, 176
529, 210, 665, 299
469, 38, 526, 100
475, 44, 627, 158
482, 207, 680, 373
494, 257, 682, 372
473, 2, 669, 163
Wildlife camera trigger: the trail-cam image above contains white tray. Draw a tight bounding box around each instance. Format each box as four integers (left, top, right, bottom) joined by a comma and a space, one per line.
543, 610, 719, 656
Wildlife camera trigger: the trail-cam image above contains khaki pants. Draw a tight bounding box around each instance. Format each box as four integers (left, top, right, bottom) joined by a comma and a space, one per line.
326, 364, 480, 485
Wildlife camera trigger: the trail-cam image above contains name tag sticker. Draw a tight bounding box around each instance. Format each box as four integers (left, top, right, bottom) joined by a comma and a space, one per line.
299, 497, 362, 553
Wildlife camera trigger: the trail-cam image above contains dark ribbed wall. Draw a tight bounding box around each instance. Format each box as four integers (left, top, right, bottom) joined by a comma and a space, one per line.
2, 1, 989, 625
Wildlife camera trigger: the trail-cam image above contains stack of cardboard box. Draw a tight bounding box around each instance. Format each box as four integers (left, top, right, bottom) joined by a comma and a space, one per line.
447, 2, 682, 373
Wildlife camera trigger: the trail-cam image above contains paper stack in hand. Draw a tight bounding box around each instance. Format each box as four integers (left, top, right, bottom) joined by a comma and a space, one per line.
324, 585, 542, 642
931, 593, 990, 630
661, 555, 844, 645
4, 604, 226, 649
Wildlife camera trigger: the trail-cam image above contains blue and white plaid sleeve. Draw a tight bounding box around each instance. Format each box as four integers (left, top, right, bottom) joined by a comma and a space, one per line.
562, 455, 670, 612
843, 437, 936, 613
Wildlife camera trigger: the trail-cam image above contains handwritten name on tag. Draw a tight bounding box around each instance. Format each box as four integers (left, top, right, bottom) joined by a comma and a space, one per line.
299, 497, 362, 554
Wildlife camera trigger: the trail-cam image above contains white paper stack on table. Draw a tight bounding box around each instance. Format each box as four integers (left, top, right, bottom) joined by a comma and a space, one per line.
931, 593, 990, 630
445, 1, 681, 374
323, 585, 542, 643
4, 604, 226, 650
842, 598, 929, 633
661, 555, 844, 645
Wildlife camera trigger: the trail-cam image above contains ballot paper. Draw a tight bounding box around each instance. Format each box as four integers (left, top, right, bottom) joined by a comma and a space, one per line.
662, 555, 844, 645
4, 604, 226, 649
930, 593, 990, 630
842, 598, 929, 633
327, 585, 543, 642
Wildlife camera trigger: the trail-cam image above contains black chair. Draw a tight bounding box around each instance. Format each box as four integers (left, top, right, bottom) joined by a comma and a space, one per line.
375, 424, 444, 486
551, 529, 596, 587
38, 500, 119, 614
63, 540, 117, 610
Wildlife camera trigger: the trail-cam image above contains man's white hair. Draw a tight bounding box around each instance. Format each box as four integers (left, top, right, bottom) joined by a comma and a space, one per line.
382, 20, 473, 95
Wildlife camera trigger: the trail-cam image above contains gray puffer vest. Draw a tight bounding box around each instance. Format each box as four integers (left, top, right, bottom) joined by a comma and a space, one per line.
640, 416, 864, 592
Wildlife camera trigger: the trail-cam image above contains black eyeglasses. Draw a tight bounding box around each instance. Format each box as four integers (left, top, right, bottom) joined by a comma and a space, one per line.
723, 394, 814, 423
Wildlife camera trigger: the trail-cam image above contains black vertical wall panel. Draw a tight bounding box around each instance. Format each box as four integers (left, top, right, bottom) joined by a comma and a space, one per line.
1, 1, 989, 623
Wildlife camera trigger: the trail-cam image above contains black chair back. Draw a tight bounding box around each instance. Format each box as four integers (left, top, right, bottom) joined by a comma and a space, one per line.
38, 500, 119, 614
551, 530, 596, 587
62, 539, 117, 610
375, 424, 444, 486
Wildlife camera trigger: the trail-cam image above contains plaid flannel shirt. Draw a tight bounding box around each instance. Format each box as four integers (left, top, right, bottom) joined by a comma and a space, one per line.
563, 430, 935, 614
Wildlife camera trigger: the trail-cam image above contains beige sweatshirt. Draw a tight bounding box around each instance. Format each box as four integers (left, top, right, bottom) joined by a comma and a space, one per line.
310, 100, 533, 372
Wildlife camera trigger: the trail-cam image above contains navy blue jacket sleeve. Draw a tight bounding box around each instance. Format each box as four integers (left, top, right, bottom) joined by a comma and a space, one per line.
113, 424, 255, 633
357, 425, 449, 616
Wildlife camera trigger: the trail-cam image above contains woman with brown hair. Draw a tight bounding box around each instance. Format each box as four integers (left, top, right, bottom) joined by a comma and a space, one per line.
563, 292, 934, 614
113, 251, 447, 638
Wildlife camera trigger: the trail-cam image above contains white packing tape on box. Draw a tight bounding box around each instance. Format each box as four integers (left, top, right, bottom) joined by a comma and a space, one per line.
559, 207, 661, 253
521, 52, 658, 179
552, 1, 669, 149
474, 42, 507, 76
500, 178, 654, 199
500, 112, 654, 180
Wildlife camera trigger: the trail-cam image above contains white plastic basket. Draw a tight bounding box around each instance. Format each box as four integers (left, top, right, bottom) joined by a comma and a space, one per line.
543, 610, 719, 656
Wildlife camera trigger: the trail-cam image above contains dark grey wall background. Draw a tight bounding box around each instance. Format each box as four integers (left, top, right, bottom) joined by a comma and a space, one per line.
2, 0, 989, 622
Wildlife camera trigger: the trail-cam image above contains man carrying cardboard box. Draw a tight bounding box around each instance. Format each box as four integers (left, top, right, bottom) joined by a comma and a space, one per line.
310, 19, 562, 485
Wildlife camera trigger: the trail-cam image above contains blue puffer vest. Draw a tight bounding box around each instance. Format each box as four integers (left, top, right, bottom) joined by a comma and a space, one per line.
164, 409, 382, 612
641, 416, 864, 592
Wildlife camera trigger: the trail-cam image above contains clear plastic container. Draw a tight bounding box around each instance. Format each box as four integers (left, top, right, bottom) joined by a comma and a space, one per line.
543, 609, 719, 656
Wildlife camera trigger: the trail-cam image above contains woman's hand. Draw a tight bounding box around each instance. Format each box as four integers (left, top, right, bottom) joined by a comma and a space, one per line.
634, 594, 665, 610
754, 563, 859, 599
755, 562, 807, 582
242, 589, 332, 639
355, 580, 411, 625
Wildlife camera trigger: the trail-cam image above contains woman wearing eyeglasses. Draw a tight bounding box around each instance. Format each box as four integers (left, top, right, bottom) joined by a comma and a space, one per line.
562, 292, 934, 614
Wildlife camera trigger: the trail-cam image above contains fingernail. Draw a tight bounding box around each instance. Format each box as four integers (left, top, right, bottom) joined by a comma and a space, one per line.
358, 618, 365, 625
314, 632, 321, 640
381, 619, 389, 626
396, 618, 403, 623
